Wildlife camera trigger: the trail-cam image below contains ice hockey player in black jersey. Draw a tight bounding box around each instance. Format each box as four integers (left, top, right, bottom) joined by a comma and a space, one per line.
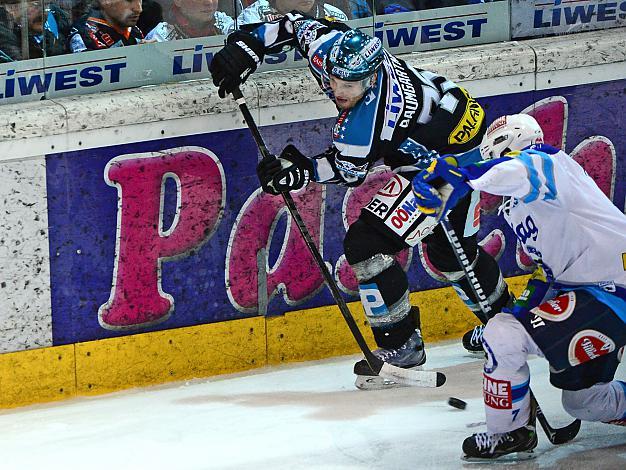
209, 13, 512, 389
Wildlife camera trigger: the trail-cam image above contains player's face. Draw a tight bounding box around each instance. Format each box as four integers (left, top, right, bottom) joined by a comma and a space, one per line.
100, 0, 143, 28
329, 75, 368, 110
175, 0, 218, 22
275, 0, 315, 14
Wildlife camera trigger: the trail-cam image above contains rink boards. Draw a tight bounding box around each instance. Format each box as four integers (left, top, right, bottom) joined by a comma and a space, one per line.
0, 29, 624, 407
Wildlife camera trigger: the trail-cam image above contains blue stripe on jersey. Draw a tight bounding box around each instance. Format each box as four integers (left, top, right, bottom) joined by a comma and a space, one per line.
251, 25, 267, 43
528, 143, 560, 155
518, 152, 542, 203
540, 152, 557, 201
511, 379, 530, 403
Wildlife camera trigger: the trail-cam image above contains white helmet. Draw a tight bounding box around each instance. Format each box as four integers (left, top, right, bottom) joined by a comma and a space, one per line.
479, 114, 544, 160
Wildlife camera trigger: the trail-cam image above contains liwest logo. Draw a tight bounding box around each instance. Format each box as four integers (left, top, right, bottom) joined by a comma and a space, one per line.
534, 1, 626, 28
0, 62, 126, 100
373, 18, 488, 48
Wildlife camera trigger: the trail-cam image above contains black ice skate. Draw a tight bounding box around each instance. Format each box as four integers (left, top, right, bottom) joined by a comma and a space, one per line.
462, 325, 485, 355
354, 329, 426, 390
462, 401, 538, 461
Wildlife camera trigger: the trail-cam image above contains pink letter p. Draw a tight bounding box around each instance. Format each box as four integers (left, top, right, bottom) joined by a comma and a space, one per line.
99, 147, 225, 330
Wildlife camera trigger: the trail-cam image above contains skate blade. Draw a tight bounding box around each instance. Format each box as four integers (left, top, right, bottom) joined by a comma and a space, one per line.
461, 450, 536, 463
355, 366, 423, 390
464, 350, 486, 357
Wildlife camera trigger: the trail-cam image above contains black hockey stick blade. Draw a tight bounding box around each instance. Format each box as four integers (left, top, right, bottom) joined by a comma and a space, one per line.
535, 399, 581, 444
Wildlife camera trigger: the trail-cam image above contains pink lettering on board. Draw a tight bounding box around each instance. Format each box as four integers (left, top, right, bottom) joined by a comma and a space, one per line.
226, 185, 325, 313
570, 137, 616, 200
99, 147, 225, 329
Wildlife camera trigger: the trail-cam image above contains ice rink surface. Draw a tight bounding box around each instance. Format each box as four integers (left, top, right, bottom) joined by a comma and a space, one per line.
1, 340, 624, 470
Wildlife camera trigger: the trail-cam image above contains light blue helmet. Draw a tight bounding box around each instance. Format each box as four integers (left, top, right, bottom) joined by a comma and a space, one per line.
326, 30, 384, 81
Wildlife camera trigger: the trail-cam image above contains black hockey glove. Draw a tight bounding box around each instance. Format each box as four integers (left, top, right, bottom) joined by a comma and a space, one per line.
209, 31, 264, 98
256, 145, 314, 195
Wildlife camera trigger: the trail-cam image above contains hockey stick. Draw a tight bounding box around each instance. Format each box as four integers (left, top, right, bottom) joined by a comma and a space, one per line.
439, 216, 581, 444
232, 87, 445, 388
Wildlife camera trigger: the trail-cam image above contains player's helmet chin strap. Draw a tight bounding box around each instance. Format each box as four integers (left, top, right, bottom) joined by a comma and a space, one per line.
479, 114, 544, 160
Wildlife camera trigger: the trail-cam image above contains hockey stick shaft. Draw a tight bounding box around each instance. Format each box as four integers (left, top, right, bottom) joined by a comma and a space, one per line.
439, 216, 580, 444
232, 87, 444, 388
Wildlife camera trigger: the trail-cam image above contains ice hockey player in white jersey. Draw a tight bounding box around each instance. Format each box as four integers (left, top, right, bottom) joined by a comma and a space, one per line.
412, 113, 626, 460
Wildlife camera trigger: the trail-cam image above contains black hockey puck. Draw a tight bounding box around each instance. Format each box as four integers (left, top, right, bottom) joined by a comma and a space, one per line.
448, 397, 467, 410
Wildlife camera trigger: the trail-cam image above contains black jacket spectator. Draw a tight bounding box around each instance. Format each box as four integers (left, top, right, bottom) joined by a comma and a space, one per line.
69, 6, 144, 52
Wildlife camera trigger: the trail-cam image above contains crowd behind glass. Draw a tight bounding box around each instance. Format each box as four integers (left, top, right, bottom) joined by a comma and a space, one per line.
0, 0, 493, 61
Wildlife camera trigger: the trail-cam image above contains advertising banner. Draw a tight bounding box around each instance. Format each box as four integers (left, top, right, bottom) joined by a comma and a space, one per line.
0, 2, 509, 105
511, 0, 626, 39
46, 79, 625, 345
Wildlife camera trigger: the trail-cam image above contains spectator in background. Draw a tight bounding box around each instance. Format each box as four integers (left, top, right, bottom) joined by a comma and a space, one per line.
69, 0, 145, 51
55, 0, 91, 22
144, 0, 234, 40
342, 0, 372, 18
137, 0, 164, 34
0, 1, 71, 61
237, 0, 347, 26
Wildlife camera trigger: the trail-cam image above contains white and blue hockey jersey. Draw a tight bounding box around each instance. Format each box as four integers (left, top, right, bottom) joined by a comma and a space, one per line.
464, 144, 626, 290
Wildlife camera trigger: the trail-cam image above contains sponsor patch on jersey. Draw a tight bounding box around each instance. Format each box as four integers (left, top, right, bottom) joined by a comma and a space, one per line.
384, 192, 424, 236
448, 88, 484, 145
363, 175, 436, 246
531, 291, 576, 322
312, 53, 324, 70
483, 375, 511, 410
361, 38, 381, 61
622, 252, 626, 271
568, 329, 616, 366
363, 176, 408, 220
377, 175, 406, 198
